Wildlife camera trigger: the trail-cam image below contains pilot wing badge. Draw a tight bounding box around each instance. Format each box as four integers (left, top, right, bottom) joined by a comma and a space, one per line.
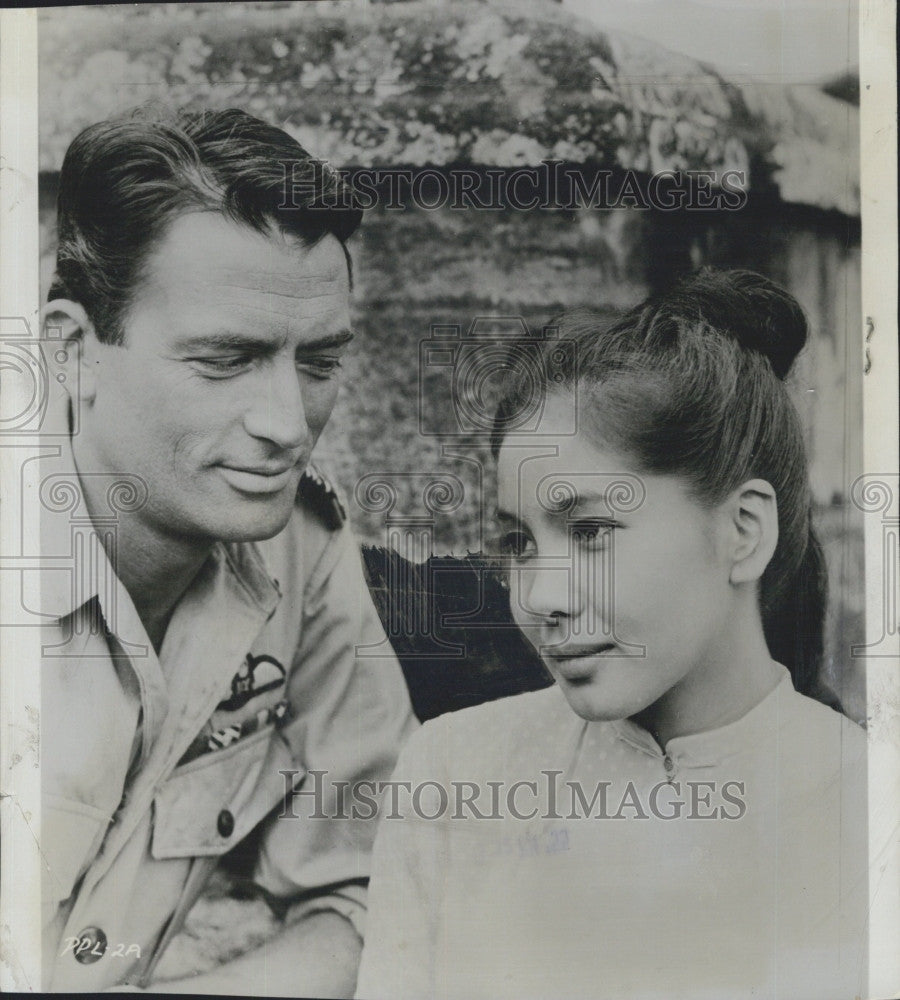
218, 653, 287, 712
178, 653, 290, 764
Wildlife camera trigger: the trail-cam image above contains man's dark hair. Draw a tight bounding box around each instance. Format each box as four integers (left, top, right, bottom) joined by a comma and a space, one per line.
49, 105, 363, 344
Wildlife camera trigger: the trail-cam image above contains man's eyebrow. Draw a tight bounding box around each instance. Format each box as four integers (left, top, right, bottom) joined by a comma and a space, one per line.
176, 332, 274, 353
296, 329, 355, 351
493, 507, 523, 525
176, 329, 355, 353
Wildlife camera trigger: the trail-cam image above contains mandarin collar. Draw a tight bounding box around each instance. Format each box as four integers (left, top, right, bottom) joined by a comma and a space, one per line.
606, 669, 794, 769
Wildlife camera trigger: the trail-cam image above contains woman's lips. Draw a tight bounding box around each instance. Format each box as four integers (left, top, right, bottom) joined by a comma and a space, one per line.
543, 644, 617, 681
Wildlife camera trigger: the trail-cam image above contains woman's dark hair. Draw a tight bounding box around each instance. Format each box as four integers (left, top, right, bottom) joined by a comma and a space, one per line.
49, 105, 363, 344
492, 268, 827, 696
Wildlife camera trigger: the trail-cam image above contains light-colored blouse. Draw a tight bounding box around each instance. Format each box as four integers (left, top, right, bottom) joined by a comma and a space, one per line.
357, 671, 867, 1000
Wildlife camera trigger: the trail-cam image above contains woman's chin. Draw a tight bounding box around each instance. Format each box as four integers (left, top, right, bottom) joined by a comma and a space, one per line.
555, 680, 634, 723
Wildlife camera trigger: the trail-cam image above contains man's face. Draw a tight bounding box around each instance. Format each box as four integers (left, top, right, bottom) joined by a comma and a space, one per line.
77, 212, 352, 546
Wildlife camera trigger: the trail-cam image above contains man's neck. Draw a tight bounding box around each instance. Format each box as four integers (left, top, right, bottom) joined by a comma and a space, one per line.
111, 522, 212, 653
72, 440, 213, 654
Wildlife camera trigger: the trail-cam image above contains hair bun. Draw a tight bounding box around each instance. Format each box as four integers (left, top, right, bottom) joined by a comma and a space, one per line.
671, 268, 808, 379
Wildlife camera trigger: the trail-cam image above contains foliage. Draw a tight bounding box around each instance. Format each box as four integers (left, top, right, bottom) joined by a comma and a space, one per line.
39, 0, 857, 213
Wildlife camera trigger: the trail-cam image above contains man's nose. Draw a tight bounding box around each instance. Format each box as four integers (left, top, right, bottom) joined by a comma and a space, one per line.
243, 362, 308, 451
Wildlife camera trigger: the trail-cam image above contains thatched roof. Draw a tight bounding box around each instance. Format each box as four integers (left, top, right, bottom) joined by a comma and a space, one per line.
38, 0, 859, 215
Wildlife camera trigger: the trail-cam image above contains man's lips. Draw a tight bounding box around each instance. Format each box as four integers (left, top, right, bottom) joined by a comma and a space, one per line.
225, 463, 297, 475
217, 462, 301, 494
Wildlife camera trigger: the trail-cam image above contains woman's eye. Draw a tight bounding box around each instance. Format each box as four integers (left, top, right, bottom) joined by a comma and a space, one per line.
570, 519, 616, 546
497, 530, 535, 560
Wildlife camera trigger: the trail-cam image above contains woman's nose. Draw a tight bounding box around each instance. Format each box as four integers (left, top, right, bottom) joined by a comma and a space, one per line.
513, 563, 573, 624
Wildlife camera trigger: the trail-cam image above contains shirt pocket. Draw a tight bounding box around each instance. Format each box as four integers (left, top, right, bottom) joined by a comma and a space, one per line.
151, 726, 305, 859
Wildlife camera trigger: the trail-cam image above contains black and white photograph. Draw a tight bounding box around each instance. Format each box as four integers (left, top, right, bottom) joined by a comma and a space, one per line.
0, 0, 897, 996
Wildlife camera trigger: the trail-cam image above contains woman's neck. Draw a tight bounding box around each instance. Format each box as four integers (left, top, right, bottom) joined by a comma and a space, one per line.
631, 609, 785, 749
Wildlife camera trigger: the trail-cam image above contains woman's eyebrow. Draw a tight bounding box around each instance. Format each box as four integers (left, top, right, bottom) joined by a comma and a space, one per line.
534, 486, 612, 516
568, 489, 611, 510
493, 507, 522, 525
555, 487, 616, 511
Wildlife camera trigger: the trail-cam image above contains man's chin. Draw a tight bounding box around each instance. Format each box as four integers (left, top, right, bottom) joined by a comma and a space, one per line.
211, 496, 297, 543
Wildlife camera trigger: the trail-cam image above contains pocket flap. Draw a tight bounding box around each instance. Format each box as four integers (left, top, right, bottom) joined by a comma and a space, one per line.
151, 727, 305, 859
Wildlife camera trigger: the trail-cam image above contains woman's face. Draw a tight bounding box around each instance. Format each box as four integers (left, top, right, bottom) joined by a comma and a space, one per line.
496, 391, 736, 723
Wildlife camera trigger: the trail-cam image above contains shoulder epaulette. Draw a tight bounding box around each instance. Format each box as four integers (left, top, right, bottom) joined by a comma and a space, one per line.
296, 462, 347, 530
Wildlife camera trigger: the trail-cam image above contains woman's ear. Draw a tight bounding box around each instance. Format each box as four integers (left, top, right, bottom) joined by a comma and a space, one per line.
727, 479, 778, 586
41, 299, 98, 403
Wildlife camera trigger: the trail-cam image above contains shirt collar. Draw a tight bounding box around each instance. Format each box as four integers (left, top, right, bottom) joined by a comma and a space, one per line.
609, 668, 794, 768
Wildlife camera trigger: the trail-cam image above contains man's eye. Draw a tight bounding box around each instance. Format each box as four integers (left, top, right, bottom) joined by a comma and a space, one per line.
569, 518, 616, 546
297, 356, 343, 379
193, 355, 254, 377
497, 530, 535, 560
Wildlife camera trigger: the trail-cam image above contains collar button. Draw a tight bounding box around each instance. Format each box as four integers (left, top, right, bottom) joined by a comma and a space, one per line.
73, 926, 107, 964
217, 808, 235, 838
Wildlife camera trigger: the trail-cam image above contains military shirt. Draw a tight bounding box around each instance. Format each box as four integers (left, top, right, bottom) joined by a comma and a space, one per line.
36, 393, 417, 991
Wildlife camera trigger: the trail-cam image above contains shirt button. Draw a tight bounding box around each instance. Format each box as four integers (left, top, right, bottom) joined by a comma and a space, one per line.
74, 926, 107, 964
663, 754, 675, 775
217, 809, 235, 838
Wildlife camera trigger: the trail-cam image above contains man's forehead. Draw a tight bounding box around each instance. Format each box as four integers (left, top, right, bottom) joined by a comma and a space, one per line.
143, 212, 350, 299
162, 267, 347, 300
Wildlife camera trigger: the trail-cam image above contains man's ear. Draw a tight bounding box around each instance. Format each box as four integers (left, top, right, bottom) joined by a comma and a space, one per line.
41, 299, 99, 403
726, 479, 778, 586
